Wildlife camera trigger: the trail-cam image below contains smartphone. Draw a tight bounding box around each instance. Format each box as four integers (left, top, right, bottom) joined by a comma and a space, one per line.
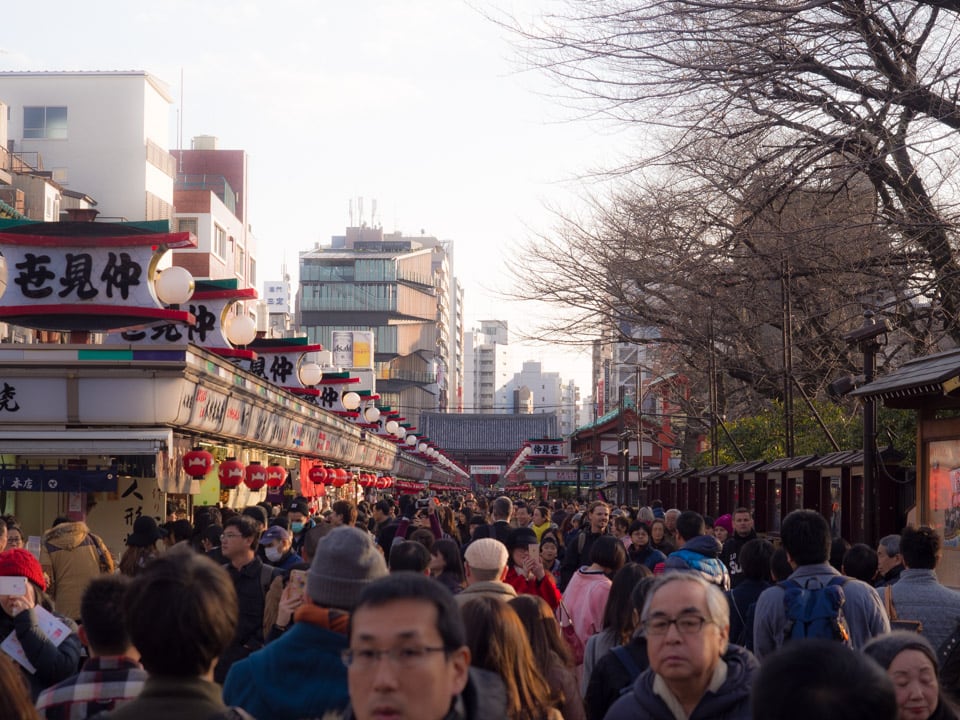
528, 543, 540, 563
0, 576, 27, 596
288, 569, 307, 600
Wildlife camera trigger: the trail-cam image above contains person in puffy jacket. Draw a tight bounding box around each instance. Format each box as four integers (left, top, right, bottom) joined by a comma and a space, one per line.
604, 573, 757, 720
663, 511, 730, 590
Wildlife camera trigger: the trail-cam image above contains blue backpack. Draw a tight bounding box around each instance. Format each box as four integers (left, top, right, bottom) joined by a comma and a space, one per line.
780, 576, 852, 645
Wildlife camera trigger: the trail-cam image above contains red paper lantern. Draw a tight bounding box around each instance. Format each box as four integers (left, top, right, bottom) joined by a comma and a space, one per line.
307, 465, 327, 485
381, 476, 393, 488
330, 468, 348, 488
265, 464, 286, 488
182, 447, 214, 479
244, 461, 267, 490
218, 457, 245, 489
357, 474, 372, 488
374, 476, 386, 490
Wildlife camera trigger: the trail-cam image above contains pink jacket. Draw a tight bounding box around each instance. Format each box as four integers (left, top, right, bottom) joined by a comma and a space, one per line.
560, 568, 611, 647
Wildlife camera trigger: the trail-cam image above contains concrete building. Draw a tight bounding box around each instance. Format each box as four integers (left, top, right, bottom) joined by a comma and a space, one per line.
297, 225, 459, 428
464, 320, 512, 413
0, 71, 176, 223
171, 136, 258, 316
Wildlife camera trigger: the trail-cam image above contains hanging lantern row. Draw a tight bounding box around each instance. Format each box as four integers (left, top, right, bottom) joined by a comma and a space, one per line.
182, 449, 292, 491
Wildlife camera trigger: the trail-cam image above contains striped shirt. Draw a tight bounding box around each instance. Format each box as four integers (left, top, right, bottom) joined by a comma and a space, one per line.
35, 655, 147, 719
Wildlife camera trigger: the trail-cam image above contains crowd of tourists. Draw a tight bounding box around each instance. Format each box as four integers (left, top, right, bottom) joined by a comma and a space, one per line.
1, 494, 960, 719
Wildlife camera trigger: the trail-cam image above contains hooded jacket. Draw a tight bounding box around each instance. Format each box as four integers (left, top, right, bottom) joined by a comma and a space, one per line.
665, 535, 731, 591
40, 521, 114, 621
604, 644, 757, 720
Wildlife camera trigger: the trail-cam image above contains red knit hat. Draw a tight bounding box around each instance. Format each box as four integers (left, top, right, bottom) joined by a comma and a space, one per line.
0, 548, 46, 591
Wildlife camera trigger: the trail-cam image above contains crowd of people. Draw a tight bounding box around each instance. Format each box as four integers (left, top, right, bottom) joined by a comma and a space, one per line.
0, 495, 959, 719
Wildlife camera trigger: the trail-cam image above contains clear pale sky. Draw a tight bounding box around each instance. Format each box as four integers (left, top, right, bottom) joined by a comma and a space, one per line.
2, 0, 626, 394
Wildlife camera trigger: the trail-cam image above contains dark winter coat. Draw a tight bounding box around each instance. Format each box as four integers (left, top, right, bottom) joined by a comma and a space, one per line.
720, 530, 758, 589
604, 644, 758, 720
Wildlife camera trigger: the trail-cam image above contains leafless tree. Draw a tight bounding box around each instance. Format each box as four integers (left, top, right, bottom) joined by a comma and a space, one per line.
505, 0, 960, 412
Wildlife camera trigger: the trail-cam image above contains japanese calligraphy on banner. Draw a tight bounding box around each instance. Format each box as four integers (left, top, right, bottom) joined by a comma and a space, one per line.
527, 442, 566, 459
0, 466, 118, 493
0, 224, 195, 332
245, 341, 323, 392
109, 280, 257, 357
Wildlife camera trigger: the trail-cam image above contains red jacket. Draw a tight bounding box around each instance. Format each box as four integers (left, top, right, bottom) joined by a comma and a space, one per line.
504, 566, 562, 610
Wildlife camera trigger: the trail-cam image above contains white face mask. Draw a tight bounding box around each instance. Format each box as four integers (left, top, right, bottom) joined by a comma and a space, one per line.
265, 546, 284, 563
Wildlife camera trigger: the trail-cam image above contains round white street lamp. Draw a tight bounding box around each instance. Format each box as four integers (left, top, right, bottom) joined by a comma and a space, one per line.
154, 266, 195, 305
299, 362, 322, 386
341, 392, 362, 411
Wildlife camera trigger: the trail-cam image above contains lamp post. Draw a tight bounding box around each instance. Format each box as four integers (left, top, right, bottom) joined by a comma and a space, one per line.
843, 310, 889, 545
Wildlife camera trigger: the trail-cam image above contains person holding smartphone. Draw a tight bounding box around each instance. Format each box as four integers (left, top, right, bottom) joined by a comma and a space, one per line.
503, 527, 561, 611
0, 548, 82, 700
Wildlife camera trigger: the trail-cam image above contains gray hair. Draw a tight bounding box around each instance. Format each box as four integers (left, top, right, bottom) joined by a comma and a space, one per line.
878, 534, 901, 557
638, 506, 655, 524
665, 508, 681, 520
640, 573, 730, 651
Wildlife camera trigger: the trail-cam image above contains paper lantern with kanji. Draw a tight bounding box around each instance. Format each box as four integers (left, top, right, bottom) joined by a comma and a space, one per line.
330, 468, 349, 488
265, 464, 286, 488
182, 447, 215, 479
218, 457, 245, 489
244, 461, 267, 490
307, 465, 328, 485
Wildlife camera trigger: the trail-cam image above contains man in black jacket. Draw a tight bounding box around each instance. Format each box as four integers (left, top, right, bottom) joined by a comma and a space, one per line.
560, 501, 610, 590
472, 496, 513, 546
720, 508, 758, 589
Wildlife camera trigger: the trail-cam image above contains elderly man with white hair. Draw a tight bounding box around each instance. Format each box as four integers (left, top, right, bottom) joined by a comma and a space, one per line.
604, 573, 758, 720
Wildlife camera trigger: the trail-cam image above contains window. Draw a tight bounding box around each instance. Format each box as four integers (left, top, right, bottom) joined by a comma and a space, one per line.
213, 225, 226, 258
24, 106, 67, 139
177, 217, 199, 236
248, 258, 256, 287
235, 247, 245, 276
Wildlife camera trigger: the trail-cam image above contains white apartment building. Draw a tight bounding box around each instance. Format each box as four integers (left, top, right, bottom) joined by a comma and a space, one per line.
0, 71, 176, 222
464, 320, 512, 413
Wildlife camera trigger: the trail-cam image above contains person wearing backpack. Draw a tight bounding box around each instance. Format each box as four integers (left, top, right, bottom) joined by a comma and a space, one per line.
752, 509, 889, 659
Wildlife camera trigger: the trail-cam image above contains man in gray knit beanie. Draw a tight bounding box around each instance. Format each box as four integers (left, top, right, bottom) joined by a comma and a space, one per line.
223, 525, 388, 719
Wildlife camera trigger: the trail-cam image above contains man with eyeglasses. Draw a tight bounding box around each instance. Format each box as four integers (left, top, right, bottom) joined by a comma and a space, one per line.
605, 573, 758, 720
214, 514, 282, 684
341, 572, 507, 720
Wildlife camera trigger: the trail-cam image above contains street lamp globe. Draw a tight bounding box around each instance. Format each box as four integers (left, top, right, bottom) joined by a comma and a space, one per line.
154, 266, 194, 305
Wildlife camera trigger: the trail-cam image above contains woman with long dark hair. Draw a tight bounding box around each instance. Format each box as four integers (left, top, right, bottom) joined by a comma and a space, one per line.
461, 596, 562, 720
429, 538, 465, 594
510, 594, 585, 720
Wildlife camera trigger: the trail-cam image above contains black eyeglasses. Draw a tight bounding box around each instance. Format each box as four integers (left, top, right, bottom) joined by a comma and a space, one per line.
642, 614, 713, 636
341, 645, 447, 669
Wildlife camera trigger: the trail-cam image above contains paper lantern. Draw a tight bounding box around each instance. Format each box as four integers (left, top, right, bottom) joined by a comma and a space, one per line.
244, 461, 267, 490
330, 468, 348, 488
218, 457, 245, 489
182, 447, 214, 479
307, 465, 328, 485
265, 464, 287, 488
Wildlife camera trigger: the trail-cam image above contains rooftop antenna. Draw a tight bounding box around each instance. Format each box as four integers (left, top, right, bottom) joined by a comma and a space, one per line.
371, 198, 378, 228
349, 198, 354, 227
359, 196, 365, 227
